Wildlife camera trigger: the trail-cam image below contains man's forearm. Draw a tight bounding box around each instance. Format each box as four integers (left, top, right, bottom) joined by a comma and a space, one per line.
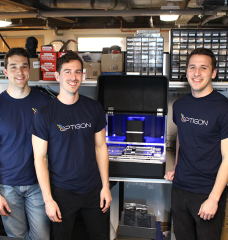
94, 128, 110, 188
96, 145, 110, 188
209, 159, 228, 202
209, 138, 228, 202
32, 135, 53, 203
34, 156, 53, 203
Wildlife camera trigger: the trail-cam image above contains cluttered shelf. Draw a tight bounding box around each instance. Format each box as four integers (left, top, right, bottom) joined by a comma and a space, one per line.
35, 81, 228, 89
170, 81, 228, 89
0, 79, 98, 87
1, 80, 228, 89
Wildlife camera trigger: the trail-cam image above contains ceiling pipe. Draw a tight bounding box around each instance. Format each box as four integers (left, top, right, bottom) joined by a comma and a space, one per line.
0, 25, 50, 30
201, 15, 224, 25
54, 27, 63, 36
39, 0, 136, 22
119, 19, 136, 32
0, 25, 64, 34
1, 7, 228, 19
201, 10, 227, 25
1, 23, 227, 31
203, 6, 228, 15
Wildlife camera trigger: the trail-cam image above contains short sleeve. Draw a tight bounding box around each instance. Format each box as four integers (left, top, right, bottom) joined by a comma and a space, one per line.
30, 110, 49, 141
94, 102, 107, 133
220, 109, 228, 140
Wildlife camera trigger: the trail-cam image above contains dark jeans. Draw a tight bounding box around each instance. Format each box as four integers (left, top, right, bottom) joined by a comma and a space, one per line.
171, 186, 227, 240
51, 184, 109, 240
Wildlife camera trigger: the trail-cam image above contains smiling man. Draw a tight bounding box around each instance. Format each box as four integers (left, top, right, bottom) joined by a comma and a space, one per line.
0, 48, 51, 239
165, 48, 228, 240
30, 51, 112, 240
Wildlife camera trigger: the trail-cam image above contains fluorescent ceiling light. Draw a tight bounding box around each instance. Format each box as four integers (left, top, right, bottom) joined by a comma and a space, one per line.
160, 3, 180, 22
160, 15, 179, 21
0, 20, 12, 27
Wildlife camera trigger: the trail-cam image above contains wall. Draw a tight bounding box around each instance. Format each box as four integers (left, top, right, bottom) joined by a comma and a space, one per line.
0, 28, 170, 52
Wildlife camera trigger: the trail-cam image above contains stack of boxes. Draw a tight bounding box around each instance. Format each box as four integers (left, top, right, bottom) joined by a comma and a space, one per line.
40, 46, 57, 81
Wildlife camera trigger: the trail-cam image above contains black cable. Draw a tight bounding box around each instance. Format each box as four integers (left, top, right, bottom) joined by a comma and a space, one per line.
0, 34, 10, 50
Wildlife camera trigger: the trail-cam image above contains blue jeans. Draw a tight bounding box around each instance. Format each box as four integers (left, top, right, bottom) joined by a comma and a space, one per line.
0, 183, 50, 240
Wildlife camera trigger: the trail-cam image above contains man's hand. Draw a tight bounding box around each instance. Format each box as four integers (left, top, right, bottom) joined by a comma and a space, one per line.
164, 169, 175, 181
0, 195, 11, 216
100, 187, 112, 213
198, 197, 218, 220
45, 199, 62, 222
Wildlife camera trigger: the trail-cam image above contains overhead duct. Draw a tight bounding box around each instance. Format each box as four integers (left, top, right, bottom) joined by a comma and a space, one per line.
197, 0, 227, 6
1, 7, 228, 19
40, 0, 126, 9
201, 11, 227, 25
176, 0, 200, 25
40, 0, 136, 22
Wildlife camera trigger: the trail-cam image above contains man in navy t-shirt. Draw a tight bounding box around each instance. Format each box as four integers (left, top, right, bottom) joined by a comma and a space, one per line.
30, 51, 112, 240
0, 48, 51, 239
165, 48, 228, 240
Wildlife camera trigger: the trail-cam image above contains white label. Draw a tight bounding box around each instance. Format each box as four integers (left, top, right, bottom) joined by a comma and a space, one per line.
33, 61, 40, 68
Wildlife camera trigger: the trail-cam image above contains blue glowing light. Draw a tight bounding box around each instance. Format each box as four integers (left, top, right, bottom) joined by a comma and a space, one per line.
127, 116, 145, 121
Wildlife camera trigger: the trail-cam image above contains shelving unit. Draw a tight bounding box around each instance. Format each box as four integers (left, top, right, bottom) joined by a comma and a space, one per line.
0, 80, 222, 89
169, 81, 228, 89
126, 36, 164, 75
0, 80, 98, 87
170, 29, 228, 82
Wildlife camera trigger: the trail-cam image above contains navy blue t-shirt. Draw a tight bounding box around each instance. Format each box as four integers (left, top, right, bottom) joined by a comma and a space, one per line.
0, 89, 52, 185
173, 90, 228, 194
30, 95, 107, 194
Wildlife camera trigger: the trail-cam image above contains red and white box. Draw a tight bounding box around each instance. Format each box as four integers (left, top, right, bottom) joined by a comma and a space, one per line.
40, 52, 57, 62
58, 52, 67, 58
41, 62, 56, 72
41, 45, 55, 52
43, 71, 56, 81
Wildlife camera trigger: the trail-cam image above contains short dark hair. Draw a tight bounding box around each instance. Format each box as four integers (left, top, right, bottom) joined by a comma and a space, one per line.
56, 51, 83, 73
186, 48, 216, 72
4, 47, 30, 69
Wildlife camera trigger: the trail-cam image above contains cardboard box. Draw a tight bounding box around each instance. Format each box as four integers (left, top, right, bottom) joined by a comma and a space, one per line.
83, 62, 101, 79
40, 52, 57, 62
41, 45, 54, 52
43, 71, 56, 81
221, 192, 228, 240
29, 58, 42, 81
41, 62, 56, 72
101, 53, 124, 72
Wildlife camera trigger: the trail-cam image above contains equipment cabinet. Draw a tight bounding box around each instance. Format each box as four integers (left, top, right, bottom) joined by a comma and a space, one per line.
98, 74, 170, 239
